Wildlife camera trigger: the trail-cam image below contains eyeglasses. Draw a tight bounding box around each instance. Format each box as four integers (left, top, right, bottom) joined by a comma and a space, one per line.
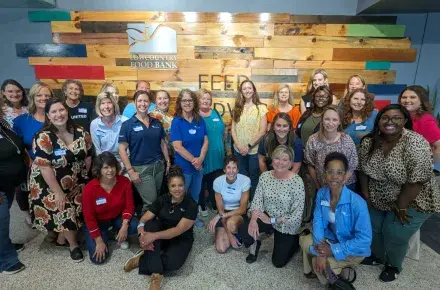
380, 116, 405, 124
325, 170, 346, 176
316, 95, 329, 100
181, 99, 194, 104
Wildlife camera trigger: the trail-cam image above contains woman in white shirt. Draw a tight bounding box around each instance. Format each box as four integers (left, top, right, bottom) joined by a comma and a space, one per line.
208, 155, 251, 253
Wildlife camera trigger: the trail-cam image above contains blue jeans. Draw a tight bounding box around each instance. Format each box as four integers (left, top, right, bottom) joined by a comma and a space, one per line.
234, 151, 259, 200
83, 216, 138, 264
0, 191, 20, 272
184, 170, 204, 203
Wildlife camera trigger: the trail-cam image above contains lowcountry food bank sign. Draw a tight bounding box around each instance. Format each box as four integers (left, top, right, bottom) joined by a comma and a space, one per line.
127, 23, 178, 69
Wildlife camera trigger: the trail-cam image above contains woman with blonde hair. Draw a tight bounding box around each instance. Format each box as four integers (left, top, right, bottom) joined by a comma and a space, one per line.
63, 79, 95, 132
267, 84, 301, 129
100, 83, 119, 99
231, 80, 268, 199
342, 74, 367, 103
300, 69, 338, 113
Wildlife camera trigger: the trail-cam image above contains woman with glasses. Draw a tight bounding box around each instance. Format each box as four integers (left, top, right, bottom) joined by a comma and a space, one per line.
1, 79, 28, 127
359, 104, 440, 282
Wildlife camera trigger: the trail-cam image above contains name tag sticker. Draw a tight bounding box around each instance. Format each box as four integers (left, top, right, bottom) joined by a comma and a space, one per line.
355, 125, 367, 131
188, 129, 196, 134
54, 149, 66, 156
133, 126, 143, 132
321, 200, 330, 207
212, 118, 220, 122
78, 108, 87, 113
96, 197, 107, 205
152, 125, 160, 129
306, 102, 311, 108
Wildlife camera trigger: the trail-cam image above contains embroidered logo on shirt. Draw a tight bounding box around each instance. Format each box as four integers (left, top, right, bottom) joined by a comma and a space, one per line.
188, 129, 196, 134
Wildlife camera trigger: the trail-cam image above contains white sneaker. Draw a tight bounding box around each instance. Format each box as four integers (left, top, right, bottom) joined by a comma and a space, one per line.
198, 205, 208, 217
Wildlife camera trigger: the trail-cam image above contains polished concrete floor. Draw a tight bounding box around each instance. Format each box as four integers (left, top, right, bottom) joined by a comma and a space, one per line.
3, 202, 440, 290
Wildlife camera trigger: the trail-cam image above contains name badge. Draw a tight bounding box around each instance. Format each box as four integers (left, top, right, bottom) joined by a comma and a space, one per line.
78, 108, 87, 113
321, 200, 330, 207
133, 126, 143, 132
96, 197, 107, 205
188, 129, 196, 134
355, 125, 367, 131
54, 149, 66, 156
306, 102, 311, 108
212, 118, 220, 122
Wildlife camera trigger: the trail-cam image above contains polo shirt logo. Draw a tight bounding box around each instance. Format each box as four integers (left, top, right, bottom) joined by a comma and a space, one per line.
188, 129, 196, 134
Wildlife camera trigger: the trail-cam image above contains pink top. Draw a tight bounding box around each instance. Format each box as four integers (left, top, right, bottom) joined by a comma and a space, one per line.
412, 113, 440, 144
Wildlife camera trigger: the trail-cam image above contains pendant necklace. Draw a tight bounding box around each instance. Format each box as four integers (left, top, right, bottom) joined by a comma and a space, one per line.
0, 127, 21, 154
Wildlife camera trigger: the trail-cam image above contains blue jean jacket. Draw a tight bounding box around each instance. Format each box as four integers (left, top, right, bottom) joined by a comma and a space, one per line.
310, 186, 372, 261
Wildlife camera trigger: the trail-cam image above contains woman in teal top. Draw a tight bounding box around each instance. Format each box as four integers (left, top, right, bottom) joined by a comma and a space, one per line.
198, 89, 226, 215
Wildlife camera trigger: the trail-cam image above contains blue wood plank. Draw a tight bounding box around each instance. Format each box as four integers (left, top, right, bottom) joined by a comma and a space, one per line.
367, 84, 407, 95
16, 43, 87, 58
365, 61, 391, 70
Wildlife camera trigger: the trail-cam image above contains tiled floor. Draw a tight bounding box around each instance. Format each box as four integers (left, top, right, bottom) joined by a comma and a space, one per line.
3, 203, 440, 290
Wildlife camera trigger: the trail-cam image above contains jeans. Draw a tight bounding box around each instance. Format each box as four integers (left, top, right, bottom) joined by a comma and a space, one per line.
370, 207, 431, 271
234, 151, 259, 200
184, 170, 204, 203
83, 216, 139, 264
0, 191, 20, 272
133, 160, 165, 214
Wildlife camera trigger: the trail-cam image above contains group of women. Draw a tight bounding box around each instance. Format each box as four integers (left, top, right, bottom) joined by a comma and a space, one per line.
1, 69, 440, 289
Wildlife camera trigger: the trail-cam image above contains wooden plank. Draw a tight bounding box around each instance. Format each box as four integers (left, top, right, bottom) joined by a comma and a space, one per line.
297, 69, 396, 84
178, 46, 195, 59
289, 15, 397, 24
254, 83, 307, 93
40, 79, 135, 96
365, 61, 391, 70
28, 10, 71, 22
29, 57, 116, 66
252, 69, 298, 75
251, 75, 298, 83
195, 46, 254, 60
115, 59, 272, 69
177, 35, 264, 47
165, 12, 290, 23
81, 21, 207, 35
264, 36, 410, 49
347, 24, 405, 38
34, 65, 105, 80
53, 33, 127, 45
254, 48, 333, 60
206, 23, 274, 36
51, 21, 81, 33
86, 45, 130, 58
274, 60, 365, 69
138, 68, 251, 82
274, 24, 328, 36
73, 11, 166, 22
332, 48, 417, 62
104, 67, 138, 81
16, 43, 87, 58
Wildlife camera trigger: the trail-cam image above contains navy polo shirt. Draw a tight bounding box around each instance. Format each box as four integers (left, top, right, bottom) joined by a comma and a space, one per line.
170, 116, 207, 174
118, 116, 165, 166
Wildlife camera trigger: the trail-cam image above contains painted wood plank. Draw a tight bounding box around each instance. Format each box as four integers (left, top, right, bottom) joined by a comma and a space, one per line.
374, 100, 391, 110
53, 33, 127, 45
80, 21, 207, 35
264, 36, 410, 49
206, 23, 274, 36
51, 21, 81, 33
165, 12, 290, 23
365, 61, 391, 70
28, 10, 71, 22
297, 69, 396, 84
347, 24, 405, 38
367, 84, 407, 94
254, 48, 333, 60
177, 35, 264, 47
72, 11, 166, 22
29, 57, 115, 66
333, 48, 417, 62
274, 60, 365, 69
16, 43, 87, 58
34, 65, 105, 79
289, 15, 397, 24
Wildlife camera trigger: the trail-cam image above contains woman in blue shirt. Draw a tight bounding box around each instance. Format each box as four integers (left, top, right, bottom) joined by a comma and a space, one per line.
197, 89, 225, 215
171, 89, 209, 227
300, 152, 372, 285
342, 88, 377, 146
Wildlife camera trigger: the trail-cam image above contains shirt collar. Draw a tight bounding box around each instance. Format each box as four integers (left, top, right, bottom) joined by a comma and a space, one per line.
97, 115, 123, 127
322, 185, 352, 205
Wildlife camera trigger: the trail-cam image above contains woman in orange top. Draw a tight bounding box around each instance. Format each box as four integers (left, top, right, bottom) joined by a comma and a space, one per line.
267, 84, 301, 130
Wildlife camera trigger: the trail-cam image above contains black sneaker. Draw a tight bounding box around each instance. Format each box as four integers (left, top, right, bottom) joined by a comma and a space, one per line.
13, 244, 25, 252
3, 262, 25, 275
70, 247, 84, 263
379, 265, 399, 282
361, 255, 383, 266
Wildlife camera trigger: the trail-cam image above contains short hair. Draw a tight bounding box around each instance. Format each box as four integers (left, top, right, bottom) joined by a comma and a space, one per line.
324, 152, 349, 172
95, 92, 120, 117
197, 88, 213, 106
92, 152, 121, 179
62, 79, 84, 98
136, 80, 150, 90
28, 82, 55, 115
223, 155, 239, 169
1, 79, 28, 108
271, 145, 294, 163
167, 165, 185, 185
133, 90, 152, 103
100, 83, 119, 95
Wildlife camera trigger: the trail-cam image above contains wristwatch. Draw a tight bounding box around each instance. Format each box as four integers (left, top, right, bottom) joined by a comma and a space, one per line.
218, 213, 224, 219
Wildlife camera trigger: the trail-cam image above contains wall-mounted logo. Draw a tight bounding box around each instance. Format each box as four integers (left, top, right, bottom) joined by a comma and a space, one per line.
127, 23, 178, 70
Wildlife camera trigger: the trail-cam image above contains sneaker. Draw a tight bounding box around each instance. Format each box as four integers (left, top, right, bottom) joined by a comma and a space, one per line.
149, 273, 164, 290
2, 262, 25, 275
361, 255, 383, 266
379, 265, 399, 282
70, 247, 84, 263
194, 217, 205, 228
233, 233, 243, 249
198, 205, 208, 217
124, 249, 144, 272
13, 244, 25, 252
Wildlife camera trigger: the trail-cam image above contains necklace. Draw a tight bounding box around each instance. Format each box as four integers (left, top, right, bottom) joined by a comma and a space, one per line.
0, 127, 21, 154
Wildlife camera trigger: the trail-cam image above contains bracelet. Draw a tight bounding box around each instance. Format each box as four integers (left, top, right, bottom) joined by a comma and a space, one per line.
137, 222, 145, 229
270, 217, 277, 224
127, 167, 134, 172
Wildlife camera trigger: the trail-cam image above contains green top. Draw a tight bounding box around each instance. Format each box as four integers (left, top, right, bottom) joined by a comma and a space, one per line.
301, 116, 321, 147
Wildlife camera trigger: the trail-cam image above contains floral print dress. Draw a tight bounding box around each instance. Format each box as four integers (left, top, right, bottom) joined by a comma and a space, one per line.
29, 127, 92, 232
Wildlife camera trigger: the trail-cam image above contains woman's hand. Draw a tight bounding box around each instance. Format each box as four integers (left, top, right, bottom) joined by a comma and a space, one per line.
394, 206, 412, 225
208, 215, 221, 233
239, 145, 249, 156
314, 256, 327, 273
191, 157, 203, 171
315, 241, 332, 257
258, 212, 271, 224
140, 232, 157, 248
128, 170, 141, 184
116, 223, 129, 244
93, 241, 108, 263
248, 218, 260, 239
54, 192, 66, 211
165, 161, 170, 175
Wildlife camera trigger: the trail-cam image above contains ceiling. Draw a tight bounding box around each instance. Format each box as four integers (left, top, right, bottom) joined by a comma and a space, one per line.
360, 0, 440, 14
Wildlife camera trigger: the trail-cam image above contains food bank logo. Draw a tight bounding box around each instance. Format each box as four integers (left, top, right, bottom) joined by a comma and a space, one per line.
126, 23, 178, 69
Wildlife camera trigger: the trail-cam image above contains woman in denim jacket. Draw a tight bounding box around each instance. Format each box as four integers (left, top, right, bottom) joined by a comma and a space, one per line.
300, 152, 372, 285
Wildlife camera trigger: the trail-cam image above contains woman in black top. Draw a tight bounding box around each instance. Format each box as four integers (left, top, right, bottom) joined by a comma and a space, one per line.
124, 165, 197, 289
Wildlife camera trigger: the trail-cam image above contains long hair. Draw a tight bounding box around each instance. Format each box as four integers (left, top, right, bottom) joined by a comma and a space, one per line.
343, 74, 367, 102
41, 98, 76, 134
318, 105, 344, 140
174, 89, 200, 123
62, 79, 84, 99
398, 85, 433, 117
1, 79, 28, 108
342, 88, 375, 127
306, 69, 329, 95
264, 112, 297, 156
95, 91, 120, 117
273, 84, 294, 108
232, 80, 263, 123
297, 85, 333, 125
362, 104, 413, 159
28, 82, 55, 115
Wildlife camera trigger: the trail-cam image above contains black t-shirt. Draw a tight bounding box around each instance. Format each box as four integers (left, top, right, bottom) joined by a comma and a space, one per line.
149, 194, 198, 239
67, 101, 96, 132
0, 122, 26, 192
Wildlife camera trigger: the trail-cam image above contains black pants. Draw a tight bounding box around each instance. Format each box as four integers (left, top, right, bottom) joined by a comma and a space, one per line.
139, 219, 193, 275
198, 169, 222, 210
15, 188, 29, 211
238, 217, 299, 268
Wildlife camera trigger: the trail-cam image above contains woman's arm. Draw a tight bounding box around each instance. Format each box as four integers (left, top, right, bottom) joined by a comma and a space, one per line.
90, 125, 102, 155
172, 141, 195, 162
258, 154, 268, 173
291, 162, 301, 174
231, 120, 245, 153
431, 140, 440, 163
249, 115, 267, 147
300, 99, 306, 114
160, 139, 171, 173
150, 218, 195, 240
359, 171, 370, 200
223, 190, 250, 218
199, 135, 209, 161
396, 183, 423, 210
308, 165, 320, 189
85, 156, 92, 172
39, 165, 66, 210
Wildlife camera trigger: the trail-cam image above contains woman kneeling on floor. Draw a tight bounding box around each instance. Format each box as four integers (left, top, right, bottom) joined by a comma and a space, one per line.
208, 155, 251, 253
82, 152, 139, 264
300, 152, 372, 286
238, 145, 305, 267
124, 165, 197, 290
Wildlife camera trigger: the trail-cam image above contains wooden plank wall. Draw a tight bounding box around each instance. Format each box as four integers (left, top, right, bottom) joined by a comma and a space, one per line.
20, 11, 417, 122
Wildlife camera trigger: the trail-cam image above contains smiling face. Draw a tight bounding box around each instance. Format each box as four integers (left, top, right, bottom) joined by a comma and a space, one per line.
181, 92, 194, 114
241, 81, 255, 101
400, 90, 421, 114
156, 91, 170, 111
99, 97, 115, 117
324, 160, 349, 190
379, 109, 406, 136
312, 73, 326, 89
314, 90, 330, 108
35, 87, 52, 110
135, 93, 150, 114
272, 153, 292, 173
349, 92, 366, 112
322, 109, 341, 134
47, 102, 68, 127
2, 84, 23, 106
168, 176, 185, 200
224, 161, 239, 182
348, 77, 364, 92
100, 163, 116, 181
199, 93, 212, 111
277, 87, 290, 103
64, 83, 81, 102
273, 118, 290, 139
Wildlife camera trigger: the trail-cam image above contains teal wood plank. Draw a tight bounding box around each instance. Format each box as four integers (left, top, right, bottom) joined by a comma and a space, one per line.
347, 24, 405, 38
365, 61, 391, 70
28, 10, 71, 22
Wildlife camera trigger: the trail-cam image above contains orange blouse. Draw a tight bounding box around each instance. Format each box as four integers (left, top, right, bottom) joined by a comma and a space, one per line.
267, 106, 301, 129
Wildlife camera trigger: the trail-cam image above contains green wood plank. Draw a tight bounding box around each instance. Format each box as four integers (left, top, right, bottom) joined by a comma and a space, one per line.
347, 24, 405, 38
365, 61, 391, 70
28, 10, 71, 22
